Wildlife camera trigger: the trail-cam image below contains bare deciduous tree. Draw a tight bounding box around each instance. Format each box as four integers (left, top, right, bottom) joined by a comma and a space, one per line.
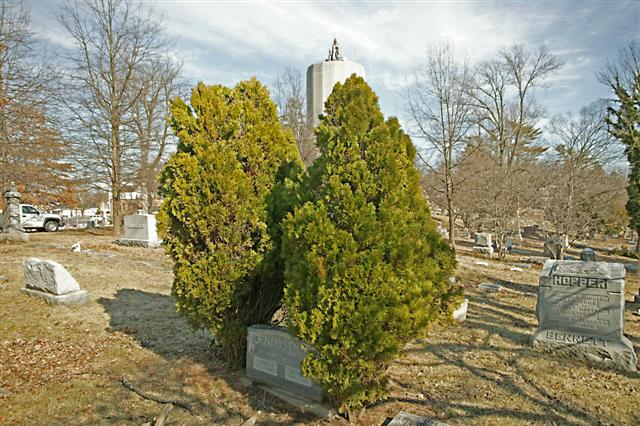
471, 44, 562, 257
598, 40, 640, 94
405, 42, 476, 245
542, 101, 623, 258
130, 58, 184, 213
58, 0, 167, 235
273, 66, 317, 166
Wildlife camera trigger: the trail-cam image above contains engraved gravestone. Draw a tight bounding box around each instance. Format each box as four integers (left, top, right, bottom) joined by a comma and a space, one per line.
532, 260, 637, 371
114, 214, 160, 248
246, 325, 323, 402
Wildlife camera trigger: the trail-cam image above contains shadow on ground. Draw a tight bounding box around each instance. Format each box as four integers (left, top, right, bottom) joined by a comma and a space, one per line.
98, 289, 211, 359
381, 287, 640, 426
98, 289, 316, 424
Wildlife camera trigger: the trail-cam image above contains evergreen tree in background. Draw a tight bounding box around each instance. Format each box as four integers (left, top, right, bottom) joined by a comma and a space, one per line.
282, 75, 459, 419
158, 79, 302, 367
606, 75, 640, 250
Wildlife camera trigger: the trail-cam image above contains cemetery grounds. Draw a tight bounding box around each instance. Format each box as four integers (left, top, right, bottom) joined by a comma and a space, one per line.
0, 229, 638, 425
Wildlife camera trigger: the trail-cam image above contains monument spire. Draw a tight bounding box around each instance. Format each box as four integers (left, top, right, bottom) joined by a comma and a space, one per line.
326, 38, 343, 62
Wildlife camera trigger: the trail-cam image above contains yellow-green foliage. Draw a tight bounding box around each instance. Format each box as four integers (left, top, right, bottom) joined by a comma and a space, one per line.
282, 75, 458, 417
157, 79, 302, 367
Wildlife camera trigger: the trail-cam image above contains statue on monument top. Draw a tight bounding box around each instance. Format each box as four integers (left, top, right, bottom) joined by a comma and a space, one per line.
326, 38, 343, 62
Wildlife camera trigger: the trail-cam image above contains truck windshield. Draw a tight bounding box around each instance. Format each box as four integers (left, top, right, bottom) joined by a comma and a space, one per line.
22, 206, 39, 215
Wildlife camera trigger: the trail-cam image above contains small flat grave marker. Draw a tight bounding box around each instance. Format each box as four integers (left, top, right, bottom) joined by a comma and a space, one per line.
479, 283, 502, 292
387, 411, 449, 426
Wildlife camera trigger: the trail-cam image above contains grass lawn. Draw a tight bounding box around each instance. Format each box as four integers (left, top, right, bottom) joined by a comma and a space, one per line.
1, 229, 638, 425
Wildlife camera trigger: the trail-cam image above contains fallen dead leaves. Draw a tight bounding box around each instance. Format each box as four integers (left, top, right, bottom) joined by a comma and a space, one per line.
0, 334, 119, 394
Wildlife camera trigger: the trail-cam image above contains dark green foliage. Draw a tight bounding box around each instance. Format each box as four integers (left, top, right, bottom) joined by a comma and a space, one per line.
606, 74, 640, 243
157, 79, 302, 368
282, 75, 459, 418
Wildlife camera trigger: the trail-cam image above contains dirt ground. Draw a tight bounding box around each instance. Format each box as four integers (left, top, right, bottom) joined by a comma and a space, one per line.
1, 229, 639, 425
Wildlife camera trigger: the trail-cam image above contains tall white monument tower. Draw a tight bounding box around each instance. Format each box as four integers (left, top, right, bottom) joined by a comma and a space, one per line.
306, 39, 366, 127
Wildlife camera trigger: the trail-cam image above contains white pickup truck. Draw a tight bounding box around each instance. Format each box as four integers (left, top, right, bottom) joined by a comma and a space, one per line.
19, 204, 64, 232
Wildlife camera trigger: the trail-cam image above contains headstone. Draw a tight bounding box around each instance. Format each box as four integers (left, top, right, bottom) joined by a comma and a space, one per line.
532, 260, 637, 371
246, 325, 323, 402
113, 214, 160, 248
387, 411, 449, 426
580, 248, 596, 261
474, 232, 491, 247
473, 232, 493, 257
0, 183, 28, 242
506, 238, 513, 251
20, 258, 88, 305
623, 262, 638, 274
472, 246, 493, 256
509, 262, 531, 269
526, 256, 550, 265
479, 283, 502, 292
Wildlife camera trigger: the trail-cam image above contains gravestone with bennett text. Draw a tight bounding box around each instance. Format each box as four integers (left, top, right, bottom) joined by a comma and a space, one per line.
246, 325, 324, 402
532, 260, 637, 371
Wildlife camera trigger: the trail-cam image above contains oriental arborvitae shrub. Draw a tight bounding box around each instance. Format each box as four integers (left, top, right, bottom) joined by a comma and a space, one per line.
282, 75, 459, 419
157, 79, 302, 368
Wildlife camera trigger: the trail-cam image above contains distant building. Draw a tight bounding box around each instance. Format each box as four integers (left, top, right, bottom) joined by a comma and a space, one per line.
306, 39, 366, 128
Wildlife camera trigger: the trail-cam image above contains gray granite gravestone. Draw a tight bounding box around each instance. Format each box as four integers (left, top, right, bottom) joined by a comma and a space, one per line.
114, 214, 160, 247
580, 248, 596, 261
474, 232, 491, 247
246, 325, 324, 402
473, 232, 493, 256
387, 412, 449, 426
532, 260, 637, 371
21, 258, 88, 305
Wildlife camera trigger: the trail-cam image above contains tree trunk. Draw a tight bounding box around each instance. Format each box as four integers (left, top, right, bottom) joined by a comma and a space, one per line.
112, 185, 122, 236
447, 196, 455, 247
636, 231, 640, 252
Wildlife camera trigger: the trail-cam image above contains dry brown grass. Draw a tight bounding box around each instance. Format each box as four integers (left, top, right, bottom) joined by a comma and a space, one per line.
0, 230, 638, 425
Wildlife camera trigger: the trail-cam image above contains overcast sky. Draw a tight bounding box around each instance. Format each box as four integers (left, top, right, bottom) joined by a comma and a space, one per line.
31, 1, 638, 123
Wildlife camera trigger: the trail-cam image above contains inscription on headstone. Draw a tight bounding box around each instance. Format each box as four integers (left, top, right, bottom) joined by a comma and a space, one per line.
532, 260, 637, 371
246, 325, 324, 402
114, 214, 160, 248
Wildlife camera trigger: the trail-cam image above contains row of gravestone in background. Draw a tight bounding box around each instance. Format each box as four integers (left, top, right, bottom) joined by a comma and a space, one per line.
246, 259, 638, 417
471, 231, 600, 262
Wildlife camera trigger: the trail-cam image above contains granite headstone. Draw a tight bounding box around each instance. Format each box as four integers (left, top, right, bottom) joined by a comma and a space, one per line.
114, 214, 160, 248
580, 248, 596, 262
246, 325, 323, 402
532, 260, 637, 371
21, 258, 88, 305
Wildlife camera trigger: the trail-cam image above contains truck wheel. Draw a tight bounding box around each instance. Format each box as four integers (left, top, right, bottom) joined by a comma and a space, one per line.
44, 220, 59, 232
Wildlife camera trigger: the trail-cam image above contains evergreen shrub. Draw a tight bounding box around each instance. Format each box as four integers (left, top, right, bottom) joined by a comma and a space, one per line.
282, 75, 459, 418
158, 79, 302, 367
